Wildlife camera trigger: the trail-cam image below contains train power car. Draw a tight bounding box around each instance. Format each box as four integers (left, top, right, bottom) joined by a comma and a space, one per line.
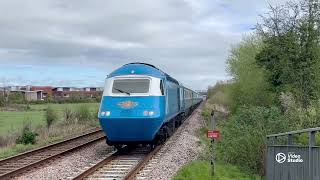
98, 63, 202, 148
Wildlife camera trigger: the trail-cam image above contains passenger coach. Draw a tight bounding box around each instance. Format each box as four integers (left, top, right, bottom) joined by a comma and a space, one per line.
98, 63, 202, 148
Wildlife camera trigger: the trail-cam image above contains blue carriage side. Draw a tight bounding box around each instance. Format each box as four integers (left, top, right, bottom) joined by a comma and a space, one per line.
98, 63, 202, 146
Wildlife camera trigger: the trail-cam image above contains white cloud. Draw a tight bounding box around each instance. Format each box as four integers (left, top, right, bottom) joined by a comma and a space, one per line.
0, 0, 288, 89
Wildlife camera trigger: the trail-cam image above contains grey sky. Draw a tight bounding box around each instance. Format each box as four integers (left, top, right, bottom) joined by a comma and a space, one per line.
0, 0, 287, 89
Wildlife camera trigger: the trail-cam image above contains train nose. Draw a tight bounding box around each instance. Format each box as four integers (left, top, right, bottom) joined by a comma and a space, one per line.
98, 96, 162, 118
98, 96, 165, 142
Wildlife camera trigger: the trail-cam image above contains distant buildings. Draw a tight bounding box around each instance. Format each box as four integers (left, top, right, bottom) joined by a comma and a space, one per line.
52, 87, 103, 100
0, 85, 103, 101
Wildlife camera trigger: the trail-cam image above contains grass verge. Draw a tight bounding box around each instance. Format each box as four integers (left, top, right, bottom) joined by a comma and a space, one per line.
173, 160, 261, 180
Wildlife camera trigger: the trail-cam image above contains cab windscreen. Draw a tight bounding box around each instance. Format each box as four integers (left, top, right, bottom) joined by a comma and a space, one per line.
112, 79, 150, 94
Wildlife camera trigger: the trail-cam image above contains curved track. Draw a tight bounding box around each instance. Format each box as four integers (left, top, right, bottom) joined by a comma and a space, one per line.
0, 128, 105, 180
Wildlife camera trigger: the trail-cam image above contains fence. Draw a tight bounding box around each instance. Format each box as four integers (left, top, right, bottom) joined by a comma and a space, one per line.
266, 127, 320, 180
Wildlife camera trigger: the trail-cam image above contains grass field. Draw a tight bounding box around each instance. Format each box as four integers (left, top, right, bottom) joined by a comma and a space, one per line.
0, 103, 99, 134
173, 161, 261, 180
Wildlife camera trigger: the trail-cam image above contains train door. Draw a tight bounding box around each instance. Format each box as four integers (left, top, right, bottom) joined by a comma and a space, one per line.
177, 87, 180, 111
179, 88, 184, 111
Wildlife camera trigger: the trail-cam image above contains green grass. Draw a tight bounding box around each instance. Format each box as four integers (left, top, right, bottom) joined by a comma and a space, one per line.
0, 144, 36, 159
0, 134, 66, 160
0, 103, 99, 134
173, 161, 261, 180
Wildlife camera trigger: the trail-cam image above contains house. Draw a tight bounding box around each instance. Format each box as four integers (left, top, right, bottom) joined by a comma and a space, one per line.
22, 90, 43, 101
82, 87, 103, 98
2, 86, 43, 101
31, 86, 53, 99
52, 87, 72, 98
1, 85, 103, 101
52, 87, 86, 99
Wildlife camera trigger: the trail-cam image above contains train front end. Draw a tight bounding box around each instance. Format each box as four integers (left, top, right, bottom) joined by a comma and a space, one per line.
98, 64, 165, 146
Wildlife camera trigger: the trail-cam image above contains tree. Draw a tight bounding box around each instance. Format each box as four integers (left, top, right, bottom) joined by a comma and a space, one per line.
256, 0, 320, 108
226, 35, 274, 111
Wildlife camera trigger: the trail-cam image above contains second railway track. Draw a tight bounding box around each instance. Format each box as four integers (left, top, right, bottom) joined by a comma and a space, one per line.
0, 128, 105, 180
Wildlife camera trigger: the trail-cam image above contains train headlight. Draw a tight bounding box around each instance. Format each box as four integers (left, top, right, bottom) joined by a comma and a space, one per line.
100, 111, 111, 116
148, 111, 154, 116
143, 111, 154, 116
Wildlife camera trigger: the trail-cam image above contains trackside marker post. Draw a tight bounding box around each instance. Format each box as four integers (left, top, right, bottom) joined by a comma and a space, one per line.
207, 130, 220, 139
207, 109, 219, 177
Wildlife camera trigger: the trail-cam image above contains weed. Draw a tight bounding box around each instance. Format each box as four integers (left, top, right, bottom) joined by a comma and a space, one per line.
75, 105, 91, 123
46, 106, 57, 128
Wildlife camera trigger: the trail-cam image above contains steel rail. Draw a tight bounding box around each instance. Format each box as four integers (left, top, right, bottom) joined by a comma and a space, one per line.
73, 145, 162, 180
124, 145, 162, 180
0, 128, 105, 180
73, 150, 121, 180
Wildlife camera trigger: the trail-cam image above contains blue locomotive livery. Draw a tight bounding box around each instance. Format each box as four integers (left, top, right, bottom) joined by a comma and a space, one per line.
98, 63, 202, 148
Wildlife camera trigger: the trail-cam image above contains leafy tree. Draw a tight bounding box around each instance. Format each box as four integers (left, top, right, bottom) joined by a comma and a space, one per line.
226, 35, 275, 111
256, 0, 320, 108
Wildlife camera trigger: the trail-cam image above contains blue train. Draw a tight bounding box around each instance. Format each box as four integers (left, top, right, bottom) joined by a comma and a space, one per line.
98, 63, 202, 148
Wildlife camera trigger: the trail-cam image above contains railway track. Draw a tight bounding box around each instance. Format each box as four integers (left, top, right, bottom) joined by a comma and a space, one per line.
74, 145, 162, 180
0, 128, 105, 180
73, 104, 202, 180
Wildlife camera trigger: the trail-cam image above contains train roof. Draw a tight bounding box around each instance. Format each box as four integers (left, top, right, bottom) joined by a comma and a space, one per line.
108, 62, 179, 84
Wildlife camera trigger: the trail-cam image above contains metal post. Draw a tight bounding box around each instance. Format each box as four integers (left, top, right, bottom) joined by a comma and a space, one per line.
211, 138, 214, 176
210, 110, 215, 177
288, 134, 293, 145
309, 131, 315, 180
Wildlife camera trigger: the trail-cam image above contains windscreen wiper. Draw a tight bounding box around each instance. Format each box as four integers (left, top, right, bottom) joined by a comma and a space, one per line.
114, 88, 131, 95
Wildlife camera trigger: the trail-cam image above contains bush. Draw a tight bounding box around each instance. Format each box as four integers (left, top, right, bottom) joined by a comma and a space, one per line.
46, 106, 57, 128
216, 106, 288, 176
207, 81, 232, 108
16, 121, 38, 145
16, 130, 38, 145
75, 105, 91, 123
8, 91, 25, 104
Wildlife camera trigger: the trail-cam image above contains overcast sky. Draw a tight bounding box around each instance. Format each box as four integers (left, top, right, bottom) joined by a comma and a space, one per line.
0, 0, 286, 90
